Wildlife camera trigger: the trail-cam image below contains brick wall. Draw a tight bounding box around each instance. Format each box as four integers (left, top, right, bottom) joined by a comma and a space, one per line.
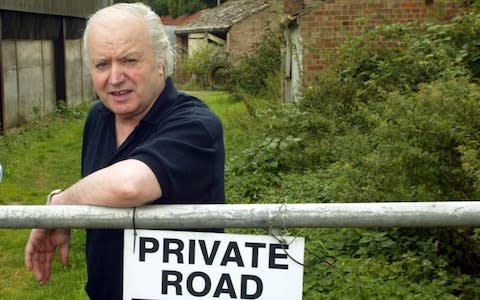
297, 0, 468, 84
283, 0, 305, 14
228, 6, 276, 62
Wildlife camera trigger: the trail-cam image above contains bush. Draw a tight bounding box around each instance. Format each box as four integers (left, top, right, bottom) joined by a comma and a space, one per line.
227, 31, 282, 105
182, 44, 224, 89
225, 10, 480, 298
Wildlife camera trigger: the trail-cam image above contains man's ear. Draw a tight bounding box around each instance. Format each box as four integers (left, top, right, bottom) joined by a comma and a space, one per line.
158, 64, 165, 77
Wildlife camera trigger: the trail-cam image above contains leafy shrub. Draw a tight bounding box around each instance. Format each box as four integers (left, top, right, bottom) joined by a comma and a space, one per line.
446, 11, 480, 78
182, 44, 223, 89
298, 12, 480, 200
226, 9, 480, 298
227, 31, 282, 104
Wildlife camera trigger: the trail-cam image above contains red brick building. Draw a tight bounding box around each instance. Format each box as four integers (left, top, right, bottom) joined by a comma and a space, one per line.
282, 0, 469, 102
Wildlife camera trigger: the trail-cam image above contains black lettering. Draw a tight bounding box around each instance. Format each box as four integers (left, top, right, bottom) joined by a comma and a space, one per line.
200, 240, 220, 265
163, 238, 184, 263
245, 242, 266, 268
188, 239, 195, 264
213, 273, 237, 298
241, 275, 263, 299
220, 242, 244, 267
161, 270, 182, 295
186, 271, 211, 297
139, 237, 159, 262
269, 244, 289, 269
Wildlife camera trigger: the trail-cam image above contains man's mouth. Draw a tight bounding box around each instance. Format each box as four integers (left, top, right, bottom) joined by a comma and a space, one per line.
110, 90, 132, 96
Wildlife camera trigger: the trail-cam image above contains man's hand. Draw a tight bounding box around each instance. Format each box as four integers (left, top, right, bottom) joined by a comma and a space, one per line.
24, 228, 70, 285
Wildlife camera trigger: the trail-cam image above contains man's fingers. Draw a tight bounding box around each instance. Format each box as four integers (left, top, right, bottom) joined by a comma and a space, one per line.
25, 228, 70, 284
24, 229, 56, 284
24, 234, 39, 271
33, 264, 48, 284
25, 244, 33, 271
32, 249, 54, 284
59, 242, 69, 267
55, 229, 70, 267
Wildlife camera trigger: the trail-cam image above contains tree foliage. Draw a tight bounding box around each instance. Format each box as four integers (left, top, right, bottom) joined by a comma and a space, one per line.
114, 0, 222, 17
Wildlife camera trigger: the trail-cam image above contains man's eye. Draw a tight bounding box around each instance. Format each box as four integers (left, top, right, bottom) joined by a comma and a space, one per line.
95, 62, 107, 69
125, 59, 137, 64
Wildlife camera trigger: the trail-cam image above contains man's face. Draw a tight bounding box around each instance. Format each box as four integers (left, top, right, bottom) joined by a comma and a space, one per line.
87, 14, 165, 122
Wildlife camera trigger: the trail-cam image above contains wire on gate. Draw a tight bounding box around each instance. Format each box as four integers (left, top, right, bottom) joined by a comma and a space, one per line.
269, 201, 337, 268
132, 207, 138, 253
269, 225, 305, 267
268, 202, 305, 267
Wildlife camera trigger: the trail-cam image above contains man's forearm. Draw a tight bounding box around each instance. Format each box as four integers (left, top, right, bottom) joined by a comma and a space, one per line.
50, 159, 162, 207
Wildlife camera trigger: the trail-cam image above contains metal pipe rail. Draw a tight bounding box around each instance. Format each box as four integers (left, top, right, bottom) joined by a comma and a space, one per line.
0, 202, 479, 229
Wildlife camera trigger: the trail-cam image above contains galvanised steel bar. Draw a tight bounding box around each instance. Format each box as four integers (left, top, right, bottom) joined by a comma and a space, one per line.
0, 202, 479, 229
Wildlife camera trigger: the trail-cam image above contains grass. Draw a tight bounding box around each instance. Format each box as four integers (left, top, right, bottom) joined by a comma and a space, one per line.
1, 91, 474, 299
0, 92, 249, 299
188, 90, 256, 156
0, 104, 90, 299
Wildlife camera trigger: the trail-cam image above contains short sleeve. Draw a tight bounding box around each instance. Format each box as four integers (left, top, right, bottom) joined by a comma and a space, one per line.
131, 102, 225, 205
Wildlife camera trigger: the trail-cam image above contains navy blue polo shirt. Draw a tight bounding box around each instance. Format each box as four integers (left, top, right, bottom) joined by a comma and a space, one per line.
81, 77, 225, 300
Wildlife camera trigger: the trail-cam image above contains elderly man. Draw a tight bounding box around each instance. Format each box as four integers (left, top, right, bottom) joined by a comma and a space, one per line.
24, 3, 225, 299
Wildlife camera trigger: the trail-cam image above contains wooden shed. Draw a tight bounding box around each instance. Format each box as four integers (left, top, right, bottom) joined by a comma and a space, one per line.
0, 0, 112, 133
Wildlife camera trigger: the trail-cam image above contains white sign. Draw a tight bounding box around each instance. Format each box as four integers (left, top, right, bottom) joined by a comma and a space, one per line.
123, 229, 304, 300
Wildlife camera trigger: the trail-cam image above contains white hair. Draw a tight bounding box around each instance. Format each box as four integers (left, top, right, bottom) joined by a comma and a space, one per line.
83, 2, 175, 76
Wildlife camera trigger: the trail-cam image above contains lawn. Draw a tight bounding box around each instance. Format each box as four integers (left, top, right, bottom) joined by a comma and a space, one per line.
1, 91, 476, 299
0, 107, 88, 299
0, 91, 248, 299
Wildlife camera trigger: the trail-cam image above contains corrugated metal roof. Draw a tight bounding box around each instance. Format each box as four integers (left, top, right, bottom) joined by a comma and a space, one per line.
0, 0, 112, 18
176, 0, 269, 34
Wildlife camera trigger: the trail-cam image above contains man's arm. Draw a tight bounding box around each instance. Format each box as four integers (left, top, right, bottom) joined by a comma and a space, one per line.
25, 159, 160, 284
51, 159, 162, 207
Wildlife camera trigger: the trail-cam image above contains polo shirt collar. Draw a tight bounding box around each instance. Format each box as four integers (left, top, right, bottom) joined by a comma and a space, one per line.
141, 76, 178, 125
95, 76, 178, 125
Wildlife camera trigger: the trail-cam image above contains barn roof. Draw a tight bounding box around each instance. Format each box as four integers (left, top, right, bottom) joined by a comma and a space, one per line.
0, 0, 110, 18
175, 0, 269, 34
161, 11, 203, 26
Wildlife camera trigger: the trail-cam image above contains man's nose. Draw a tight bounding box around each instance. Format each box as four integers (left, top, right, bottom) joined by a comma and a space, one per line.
109, 63, 125, 85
